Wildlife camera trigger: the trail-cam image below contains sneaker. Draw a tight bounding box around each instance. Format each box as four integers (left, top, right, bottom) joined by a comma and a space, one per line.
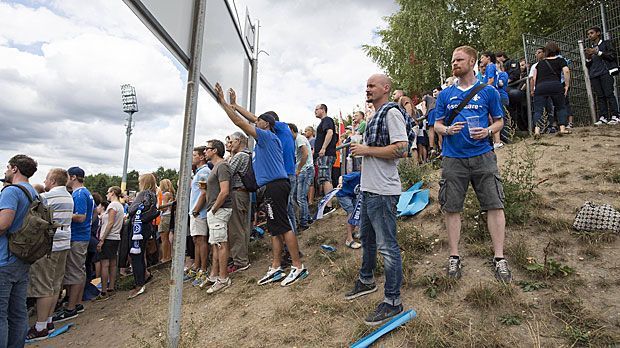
227, 263, 251, 274
52, 308, 78, 323
281, 265, 309, 286
609, 116, 619, 125
548, 126, 557, 134
25, 326, 49, 342
299, 224, 310, 231
257, 267, 285, 285
322, 206, 336, 216
363, 302, 404, 326
344, 279, 378, 300
206, 277, 231, 294
447, 257, 463, 279
191, 270, 205, 287
47, 322, 55, 333
76, 303, 85, 313
493, 142, 504, 150
493, 258, 512, 283
183, 269, 197, 282
93, 293, 108, 302
594, 117, 608, 126
198, 275, 218, 289
567, 122, 573, 129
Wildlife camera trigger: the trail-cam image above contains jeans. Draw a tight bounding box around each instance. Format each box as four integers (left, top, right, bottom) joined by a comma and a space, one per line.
0, 259, 30, 348
287, 175, 298, 235
130, 239, 146, 287
533, 81, 567, 127
591, 74, 619, 117
296, 167, 313, 226
358, 192, 402, 306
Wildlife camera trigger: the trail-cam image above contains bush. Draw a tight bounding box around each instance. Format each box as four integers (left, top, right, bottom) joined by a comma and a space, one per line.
501, 144, 541, 225
397, 158, 433, 190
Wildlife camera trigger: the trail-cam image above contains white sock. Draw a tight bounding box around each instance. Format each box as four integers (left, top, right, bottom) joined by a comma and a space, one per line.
47, 316, 53, 324
35, 321, 47, 331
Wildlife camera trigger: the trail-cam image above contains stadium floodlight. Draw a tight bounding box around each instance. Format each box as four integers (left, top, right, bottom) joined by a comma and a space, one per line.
120, 84, 138, 195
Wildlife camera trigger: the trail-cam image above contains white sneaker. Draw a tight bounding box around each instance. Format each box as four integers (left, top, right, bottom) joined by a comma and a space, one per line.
281, 265, 309, 286
206, 277, 231, 294
609, 116, 620, 125
493, 142, 504, 150
594, 117, 608, 126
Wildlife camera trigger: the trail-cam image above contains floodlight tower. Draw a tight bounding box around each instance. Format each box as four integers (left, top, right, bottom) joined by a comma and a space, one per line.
120, 84, 138, 195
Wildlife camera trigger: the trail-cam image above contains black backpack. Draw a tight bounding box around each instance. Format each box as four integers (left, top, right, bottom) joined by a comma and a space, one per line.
239, 151, 259, 192
2, 184, 57, 264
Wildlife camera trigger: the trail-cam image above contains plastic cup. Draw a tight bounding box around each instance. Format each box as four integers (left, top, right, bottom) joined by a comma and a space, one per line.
466, 116, 481, 137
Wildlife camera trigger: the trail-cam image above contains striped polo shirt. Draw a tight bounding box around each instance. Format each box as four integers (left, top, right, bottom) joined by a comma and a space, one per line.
41, 185, 74, 252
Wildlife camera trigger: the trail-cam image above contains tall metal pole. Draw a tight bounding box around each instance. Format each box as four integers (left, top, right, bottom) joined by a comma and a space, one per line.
120, 112, 133, 194
600, 2, 608, 40
167, 0, 206, 347
522, 34, 533, 134
249, 20, 260, 115
578, 40, 598, 125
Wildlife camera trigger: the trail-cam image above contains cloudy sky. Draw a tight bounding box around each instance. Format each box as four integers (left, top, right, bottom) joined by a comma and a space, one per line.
0, 0, 399, 184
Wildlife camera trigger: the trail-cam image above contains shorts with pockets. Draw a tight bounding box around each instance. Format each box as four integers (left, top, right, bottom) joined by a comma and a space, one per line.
317, 155, 335, 184
207, 208, 233, 244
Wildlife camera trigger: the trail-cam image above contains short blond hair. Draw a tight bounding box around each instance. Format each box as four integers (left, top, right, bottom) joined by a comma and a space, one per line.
454, 45, 478, 60
139, 173, 157, 192
48, 168, 68, 186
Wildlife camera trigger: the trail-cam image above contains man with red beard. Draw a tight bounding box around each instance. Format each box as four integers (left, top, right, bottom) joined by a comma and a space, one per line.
433, 46, 511, 283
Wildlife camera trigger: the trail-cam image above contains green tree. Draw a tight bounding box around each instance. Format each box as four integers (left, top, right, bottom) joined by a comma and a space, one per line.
153, 166, 179, 187
364, 0, 595, 94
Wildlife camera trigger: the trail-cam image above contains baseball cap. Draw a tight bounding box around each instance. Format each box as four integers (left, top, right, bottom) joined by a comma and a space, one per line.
67, 166, 85, 178
258, 113, 276, 129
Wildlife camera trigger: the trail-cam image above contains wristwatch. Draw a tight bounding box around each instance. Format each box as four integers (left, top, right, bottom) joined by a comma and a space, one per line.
487, 128, 493, 137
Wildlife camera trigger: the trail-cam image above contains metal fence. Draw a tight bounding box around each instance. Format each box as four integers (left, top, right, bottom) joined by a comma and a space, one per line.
522, 0, 619, 130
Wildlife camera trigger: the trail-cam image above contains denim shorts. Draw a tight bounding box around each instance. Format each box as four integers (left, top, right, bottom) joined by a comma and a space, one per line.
337, 195, 356, 214
439, 151, 504, 213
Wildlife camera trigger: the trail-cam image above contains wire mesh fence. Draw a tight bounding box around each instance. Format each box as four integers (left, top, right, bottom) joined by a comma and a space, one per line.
522, 0, 619, 128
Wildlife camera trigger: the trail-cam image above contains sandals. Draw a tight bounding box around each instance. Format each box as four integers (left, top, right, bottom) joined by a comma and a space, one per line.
127, 285, 145, 300
345, 240, 362, 249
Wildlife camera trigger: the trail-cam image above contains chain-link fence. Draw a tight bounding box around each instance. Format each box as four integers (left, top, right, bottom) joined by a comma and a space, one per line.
521, 0, 619, 130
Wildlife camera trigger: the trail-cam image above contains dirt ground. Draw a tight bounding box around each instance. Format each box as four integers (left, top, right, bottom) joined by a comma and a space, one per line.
31, 126, 620, 347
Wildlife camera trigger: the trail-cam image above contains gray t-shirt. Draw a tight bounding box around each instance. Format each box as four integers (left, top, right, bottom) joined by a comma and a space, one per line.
361, 108, 408, 195
206, 161, 232, 211
102, 201, 124, 240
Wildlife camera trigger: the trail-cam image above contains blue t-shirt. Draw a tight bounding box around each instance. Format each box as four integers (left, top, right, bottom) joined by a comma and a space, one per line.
497, 71, 509, 101
0, 182, 39, 266
428, 108, 437, 126
254, 127, 288, 187
336, 172, 361, 198
435, 81, 504, 158
189, 164, 211, 219
483, 63, 498, 88
71, 187, 94, 242
274, 121, 296, 176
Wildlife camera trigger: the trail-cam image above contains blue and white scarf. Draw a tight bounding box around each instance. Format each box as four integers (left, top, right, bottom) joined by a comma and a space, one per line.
130, 204, 144, 255
364, 101, 416, 153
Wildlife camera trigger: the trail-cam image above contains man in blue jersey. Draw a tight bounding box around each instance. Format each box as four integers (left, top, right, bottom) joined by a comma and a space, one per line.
53, 167, 94, 322
226, 91, 298, 235
214, 83, 308, 287
434, 46, 512, 283
0, 154, 39, 348
480, 51, 498, 88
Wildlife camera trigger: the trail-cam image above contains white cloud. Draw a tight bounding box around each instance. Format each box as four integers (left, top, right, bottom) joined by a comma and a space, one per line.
0, 0, 398, 185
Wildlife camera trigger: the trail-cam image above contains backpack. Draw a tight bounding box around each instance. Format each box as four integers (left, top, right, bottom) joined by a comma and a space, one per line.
2, 184, 57, 264
239, 151, 259, 192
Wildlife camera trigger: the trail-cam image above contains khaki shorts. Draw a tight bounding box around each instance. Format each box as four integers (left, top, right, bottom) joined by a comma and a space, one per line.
158, 213, 171, 233
207, 208, 232, 244
190, 215, 208, 237
63, 241, 88, 285
28, 249, 69, 297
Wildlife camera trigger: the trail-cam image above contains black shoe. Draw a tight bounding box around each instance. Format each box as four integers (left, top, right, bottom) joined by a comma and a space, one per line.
447, 257, 463, 279
299, 224, 310, 231
344, 279, 378, 300
76, 303, 85, 313
322, 206, 336, 216
493, 258, 512, 283
364, 302, 404, 326
53, 308, 78, 323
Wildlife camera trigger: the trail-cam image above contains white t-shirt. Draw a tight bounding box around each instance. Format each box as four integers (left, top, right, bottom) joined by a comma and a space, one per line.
101, 201, 124, 240
361, 108, 408, 195
295, 134, 314, 172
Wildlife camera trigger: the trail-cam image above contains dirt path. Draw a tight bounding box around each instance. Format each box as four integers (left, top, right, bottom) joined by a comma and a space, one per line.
32, 126, 620, 347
